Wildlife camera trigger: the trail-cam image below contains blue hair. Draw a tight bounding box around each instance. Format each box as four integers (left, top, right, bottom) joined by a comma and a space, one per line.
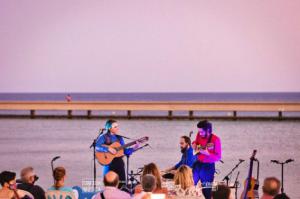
104, 119, 117, 131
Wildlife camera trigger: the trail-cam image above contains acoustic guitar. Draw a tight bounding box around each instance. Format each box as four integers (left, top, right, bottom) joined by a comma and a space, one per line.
193, 143, 214, 156
241, 150, 259, 199
96, 136, 149, 165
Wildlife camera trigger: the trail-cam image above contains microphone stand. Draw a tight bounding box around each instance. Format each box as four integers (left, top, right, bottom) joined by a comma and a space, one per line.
222, 160, 244, 186
125, 144, 150, 195
117, 134, 132, 140
51, 156, 61, 184
271, 159, 295, 194
90, 129, 105, 192
234, 171, 240, 199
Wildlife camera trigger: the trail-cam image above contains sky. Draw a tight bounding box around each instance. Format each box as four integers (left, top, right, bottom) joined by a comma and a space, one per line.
0, 0, 299, 93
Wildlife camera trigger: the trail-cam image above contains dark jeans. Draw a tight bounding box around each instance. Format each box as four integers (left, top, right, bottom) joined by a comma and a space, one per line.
193, 161, 215, 199
109, 157, 126, 187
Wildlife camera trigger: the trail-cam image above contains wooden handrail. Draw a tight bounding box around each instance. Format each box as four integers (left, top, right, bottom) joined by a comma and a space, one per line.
0, 101, 299, 111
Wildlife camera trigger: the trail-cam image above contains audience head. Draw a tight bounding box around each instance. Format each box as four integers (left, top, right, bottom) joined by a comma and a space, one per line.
53, 167, 66, 189
142, 174, 156, 192
20, 167, 38, 184
212, 184, 231, 199
180, 136, 191, 152
197, 120, 212, 138
174, 165, 194, 190
142, 163, 162, 189
103, 171, 119, 187
262, 177, 280, 196
0, 171, 17, 189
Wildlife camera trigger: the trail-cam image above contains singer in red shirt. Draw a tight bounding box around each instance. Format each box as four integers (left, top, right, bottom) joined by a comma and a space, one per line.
192, 120, 222, 199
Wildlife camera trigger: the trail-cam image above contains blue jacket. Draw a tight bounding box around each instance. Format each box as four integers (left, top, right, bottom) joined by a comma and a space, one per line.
174, 147, 195, 169
96, 133, 133, 175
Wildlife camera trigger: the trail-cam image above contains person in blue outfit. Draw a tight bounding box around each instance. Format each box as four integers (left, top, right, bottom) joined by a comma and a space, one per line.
163, 136, 195, 179
96, 119, 136, 187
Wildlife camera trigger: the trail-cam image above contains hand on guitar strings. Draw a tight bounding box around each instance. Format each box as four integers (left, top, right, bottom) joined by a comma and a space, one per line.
108, 147, 117, 155
199, 148, 210, 156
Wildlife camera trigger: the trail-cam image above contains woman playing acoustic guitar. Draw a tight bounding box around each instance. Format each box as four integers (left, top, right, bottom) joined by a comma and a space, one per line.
95, 119, 138, 188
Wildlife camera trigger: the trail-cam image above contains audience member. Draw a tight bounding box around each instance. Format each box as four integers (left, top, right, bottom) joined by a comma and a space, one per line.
17, 167, 45, 199
94, 171, 131, 199
48, 166, 73, 193
261, 177, 280, 199
172, 165, 204, 198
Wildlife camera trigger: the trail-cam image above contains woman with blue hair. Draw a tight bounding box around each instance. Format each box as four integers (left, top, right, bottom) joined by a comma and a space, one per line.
95, 119, 135, 187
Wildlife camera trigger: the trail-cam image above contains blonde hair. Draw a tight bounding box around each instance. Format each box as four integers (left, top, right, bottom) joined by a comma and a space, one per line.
142, 163, 162, 189
53, 167, 66, 189
174, 165, 194, 190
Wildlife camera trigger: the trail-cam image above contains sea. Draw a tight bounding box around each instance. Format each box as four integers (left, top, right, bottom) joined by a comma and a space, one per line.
0, 93, 299, 198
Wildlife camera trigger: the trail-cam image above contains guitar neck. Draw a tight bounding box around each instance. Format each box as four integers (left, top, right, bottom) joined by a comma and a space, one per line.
115, 136, 148, 151
242, 150, 257, 199
117, 140, 137, 150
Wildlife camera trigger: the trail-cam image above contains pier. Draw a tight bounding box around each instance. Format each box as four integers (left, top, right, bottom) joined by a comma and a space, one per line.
0, 101, 300, 120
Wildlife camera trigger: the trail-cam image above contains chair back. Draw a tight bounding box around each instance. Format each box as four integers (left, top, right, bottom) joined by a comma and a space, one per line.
45, 190, 76, 199
72, 186, 99, 199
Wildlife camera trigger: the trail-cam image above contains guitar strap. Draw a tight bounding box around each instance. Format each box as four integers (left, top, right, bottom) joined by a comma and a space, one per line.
100, 191, 105, 199
104, 132, 111, 145
206, 133, 213, 147
104, 132, 121, 145
115, 135, 122, 143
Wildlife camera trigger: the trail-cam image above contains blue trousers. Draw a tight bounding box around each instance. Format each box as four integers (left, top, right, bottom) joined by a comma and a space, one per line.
193, 161, 215, 199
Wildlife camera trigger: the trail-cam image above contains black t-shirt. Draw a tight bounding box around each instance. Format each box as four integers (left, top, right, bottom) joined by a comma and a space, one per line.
17, 183, 45, 199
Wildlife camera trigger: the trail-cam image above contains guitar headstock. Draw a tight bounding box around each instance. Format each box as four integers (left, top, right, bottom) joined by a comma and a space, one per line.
251, 150, 257, 160
137, 136, 149, 144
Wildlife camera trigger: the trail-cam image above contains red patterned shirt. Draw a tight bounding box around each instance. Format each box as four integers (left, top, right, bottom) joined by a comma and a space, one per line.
192, 133, 222, 163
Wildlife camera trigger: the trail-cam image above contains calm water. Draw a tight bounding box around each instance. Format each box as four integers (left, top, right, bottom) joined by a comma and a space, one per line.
0, 119, 299, 198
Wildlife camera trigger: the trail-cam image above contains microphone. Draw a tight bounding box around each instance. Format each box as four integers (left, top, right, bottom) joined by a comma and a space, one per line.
134, 143, 151, 153
116, 134, 131, 140
189, 131, 193, 138
239, 159, 245, 162
285, 159, 294, 164
98, 128, 107, 135
271, 160, 280, 164
90, 129, 106, 149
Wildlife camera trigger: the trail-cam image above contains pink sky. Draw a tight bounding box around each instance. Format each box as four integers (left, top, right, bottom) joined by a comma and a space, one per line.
0, 1, 299, 92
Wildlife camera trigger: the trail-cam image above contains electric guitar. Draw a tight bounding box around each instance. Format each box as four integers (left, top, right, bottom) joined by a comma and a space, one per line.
241, 150, 259, 199
96, 136, 149, 165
